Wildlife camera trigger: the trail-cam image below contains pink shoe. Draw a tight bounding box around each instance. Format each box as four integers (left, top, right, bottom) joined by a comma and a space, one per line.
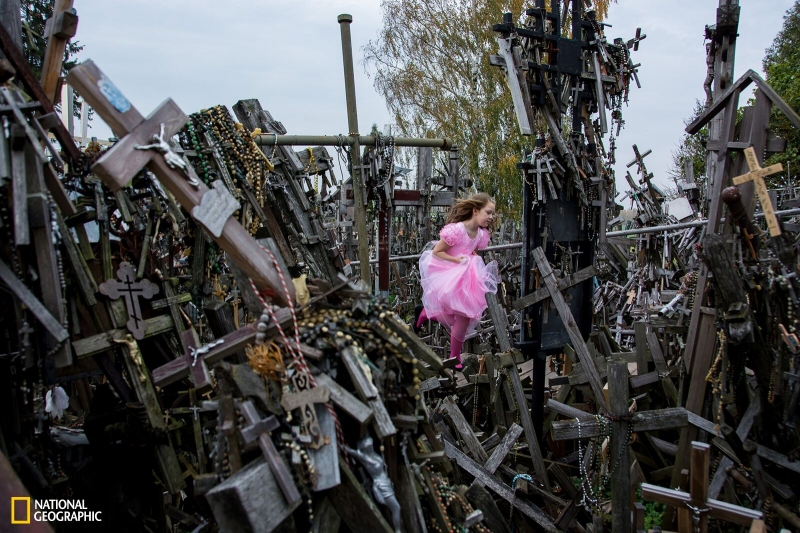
451, 353, 463, 371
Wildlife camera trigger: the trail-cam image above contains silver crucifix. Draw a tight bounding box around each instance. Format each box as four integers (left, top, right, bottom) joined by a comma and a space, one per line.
136, 123, 200, 189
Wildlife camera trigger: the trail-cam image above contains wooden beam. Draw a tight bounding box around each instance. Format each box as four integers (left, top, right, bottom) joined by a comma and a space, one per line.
533, 247, 607, 411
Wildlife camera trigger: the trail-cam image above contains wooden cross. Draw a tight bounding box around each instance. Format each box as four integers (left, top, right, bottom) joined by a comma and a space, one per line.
180, 329, 213, 394
549, 363, 688, 533
152, 307, 296, 389
512, 265, 597, 311
732, 146, 783, 236
236, 399, 301, 506
641, 441, 762, 533
99, 262, 159, 339
228, 286, 242, 328
66, 61, 295, 305
626, 144, 653, 186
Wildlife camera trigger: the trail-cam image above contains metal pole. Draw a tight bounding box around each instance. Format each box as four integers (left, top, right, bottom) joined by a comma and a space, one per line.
607, 220, 707, 237
605, 208, 800, 238
254, 134, 453, 150
349, 242, 523, 266
338, 14, 371, 286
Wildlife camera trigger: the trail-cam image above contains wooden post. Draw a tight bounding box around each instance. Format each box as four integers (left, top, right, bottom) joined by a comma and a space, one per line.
609, 360, 631, 533
338, 14, 371, 286
40, 0, 78, 104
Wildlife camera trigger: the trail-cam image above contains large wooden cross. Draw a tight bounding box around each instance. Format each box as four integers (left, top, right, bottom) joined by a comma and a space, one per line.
66, 61, 295, 305
732, 146, 783, 237
641, 441, 762, 533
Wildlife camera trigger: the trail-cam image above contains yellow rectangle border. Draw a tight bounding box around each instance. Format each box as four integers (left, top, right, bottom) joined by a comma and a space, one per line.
11, 497, 31, 524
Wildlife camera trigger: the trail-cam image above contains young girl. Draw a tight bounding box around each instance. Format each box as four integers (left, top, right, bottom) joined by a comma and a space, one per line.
415, 193, 499, 370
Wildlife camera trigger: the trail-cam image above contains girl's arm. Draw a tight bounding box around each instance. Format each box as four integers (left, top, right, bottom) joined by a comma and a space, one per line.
432, 239, 466, 263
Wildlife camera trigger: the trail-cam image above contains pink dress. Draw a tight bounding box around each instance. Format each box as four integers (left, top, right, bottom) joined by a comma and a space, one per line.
419, 222, 500, 337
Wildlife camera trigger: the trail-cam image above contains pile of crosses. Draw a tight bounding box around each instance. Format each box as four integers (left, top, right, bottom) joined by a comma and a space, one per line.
443, 1, 800, 532
5, 0, 800, 532
0, 7, 530, 533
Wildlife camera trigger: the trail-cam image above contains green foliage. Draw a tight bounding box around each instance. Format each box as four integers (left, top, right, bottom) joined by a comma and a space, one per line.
364, 0, 615, 219
763, 0, 800, 180
21, 0, 83, 77
668, 99, 709, 186
635, 487, 665, 530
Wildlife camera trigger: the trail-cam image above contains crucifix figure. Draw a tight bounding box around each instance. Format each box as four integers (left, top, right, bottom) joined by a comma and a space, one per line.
732, 146, 784, 237
345, 437, 402, 533
99, 262, 159, 339
641, 441, 762, 533
135, 122, 194, 181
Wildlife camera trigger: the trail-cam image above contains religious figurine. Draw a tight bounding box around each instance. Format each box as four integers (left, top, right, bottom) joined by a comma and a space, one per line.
136, 122, 199, 187
345, 437, 402, 533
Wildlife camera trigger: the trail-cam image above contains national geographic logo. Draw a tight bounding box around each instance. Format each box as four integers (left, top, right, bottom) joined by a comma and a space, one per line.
10, 497, 102, 525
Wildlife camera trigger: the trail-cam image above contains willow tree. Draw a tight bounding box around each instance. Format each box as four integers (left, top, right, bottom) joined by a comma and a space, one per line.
364, 0, 614, 219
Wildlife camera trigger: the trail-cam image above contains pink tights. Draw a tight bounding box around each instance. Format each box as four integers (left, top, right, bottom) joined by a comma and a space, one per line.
416, 309, 469, 368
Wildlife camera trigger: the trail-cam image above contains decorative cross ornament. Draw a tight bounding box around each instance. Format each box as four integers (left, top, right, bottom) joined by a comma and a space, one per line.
99, 262, 159, 339
732, 146, 784, 236
66, 61, 294, 305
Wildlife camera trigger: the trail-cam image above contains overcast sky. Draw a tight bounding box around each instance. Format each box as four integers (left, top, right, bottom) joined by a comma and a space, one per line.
72, 0, 795, 195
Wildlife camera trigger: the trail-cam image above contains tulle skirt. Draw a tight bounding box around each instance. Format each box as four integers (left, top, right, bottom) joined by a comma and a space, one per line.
419, 246, 499, 340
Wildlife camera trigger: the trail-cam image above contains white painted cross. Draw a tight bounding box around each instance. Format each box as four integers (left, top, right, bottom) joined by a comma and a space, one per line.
66, 61, 295, 305
732, 147, 783, 237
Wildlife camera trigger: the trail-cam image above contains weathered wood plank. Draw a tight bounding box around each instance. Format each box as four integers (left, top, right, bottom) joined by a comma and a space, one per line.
513, 265, 597, 311
533, 247, 607, 411
444, 440, 557, 533
502, 354, 551, 492
609, 360, 631, 533
484, 423, 523, 474
443, 396, 489, 463
314, 373, 373, 425
552, 407, 688, 440
0, 257, 68, 343
73, 315, 174, 359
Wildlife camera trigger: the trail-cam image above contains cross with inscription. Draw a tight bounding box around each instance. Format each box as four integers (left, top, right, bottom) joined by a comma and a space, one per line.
99, 262, 159, 339
732, 146, 784, 237
66, 61, 295, 305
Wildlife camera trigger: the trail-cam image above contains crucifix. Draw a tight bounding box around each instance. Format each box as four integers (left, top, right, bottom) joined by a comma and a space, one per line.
179, 329, 214, 394
641, 441, 762, 533
66, 61, 295, 306
98, 262, 159, 339
732, 146, 783, 236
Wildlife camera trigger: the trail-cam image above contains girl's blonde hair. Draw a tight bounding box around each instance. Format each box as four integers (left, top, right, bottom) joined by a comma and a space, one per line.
445, 193, 496, 233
